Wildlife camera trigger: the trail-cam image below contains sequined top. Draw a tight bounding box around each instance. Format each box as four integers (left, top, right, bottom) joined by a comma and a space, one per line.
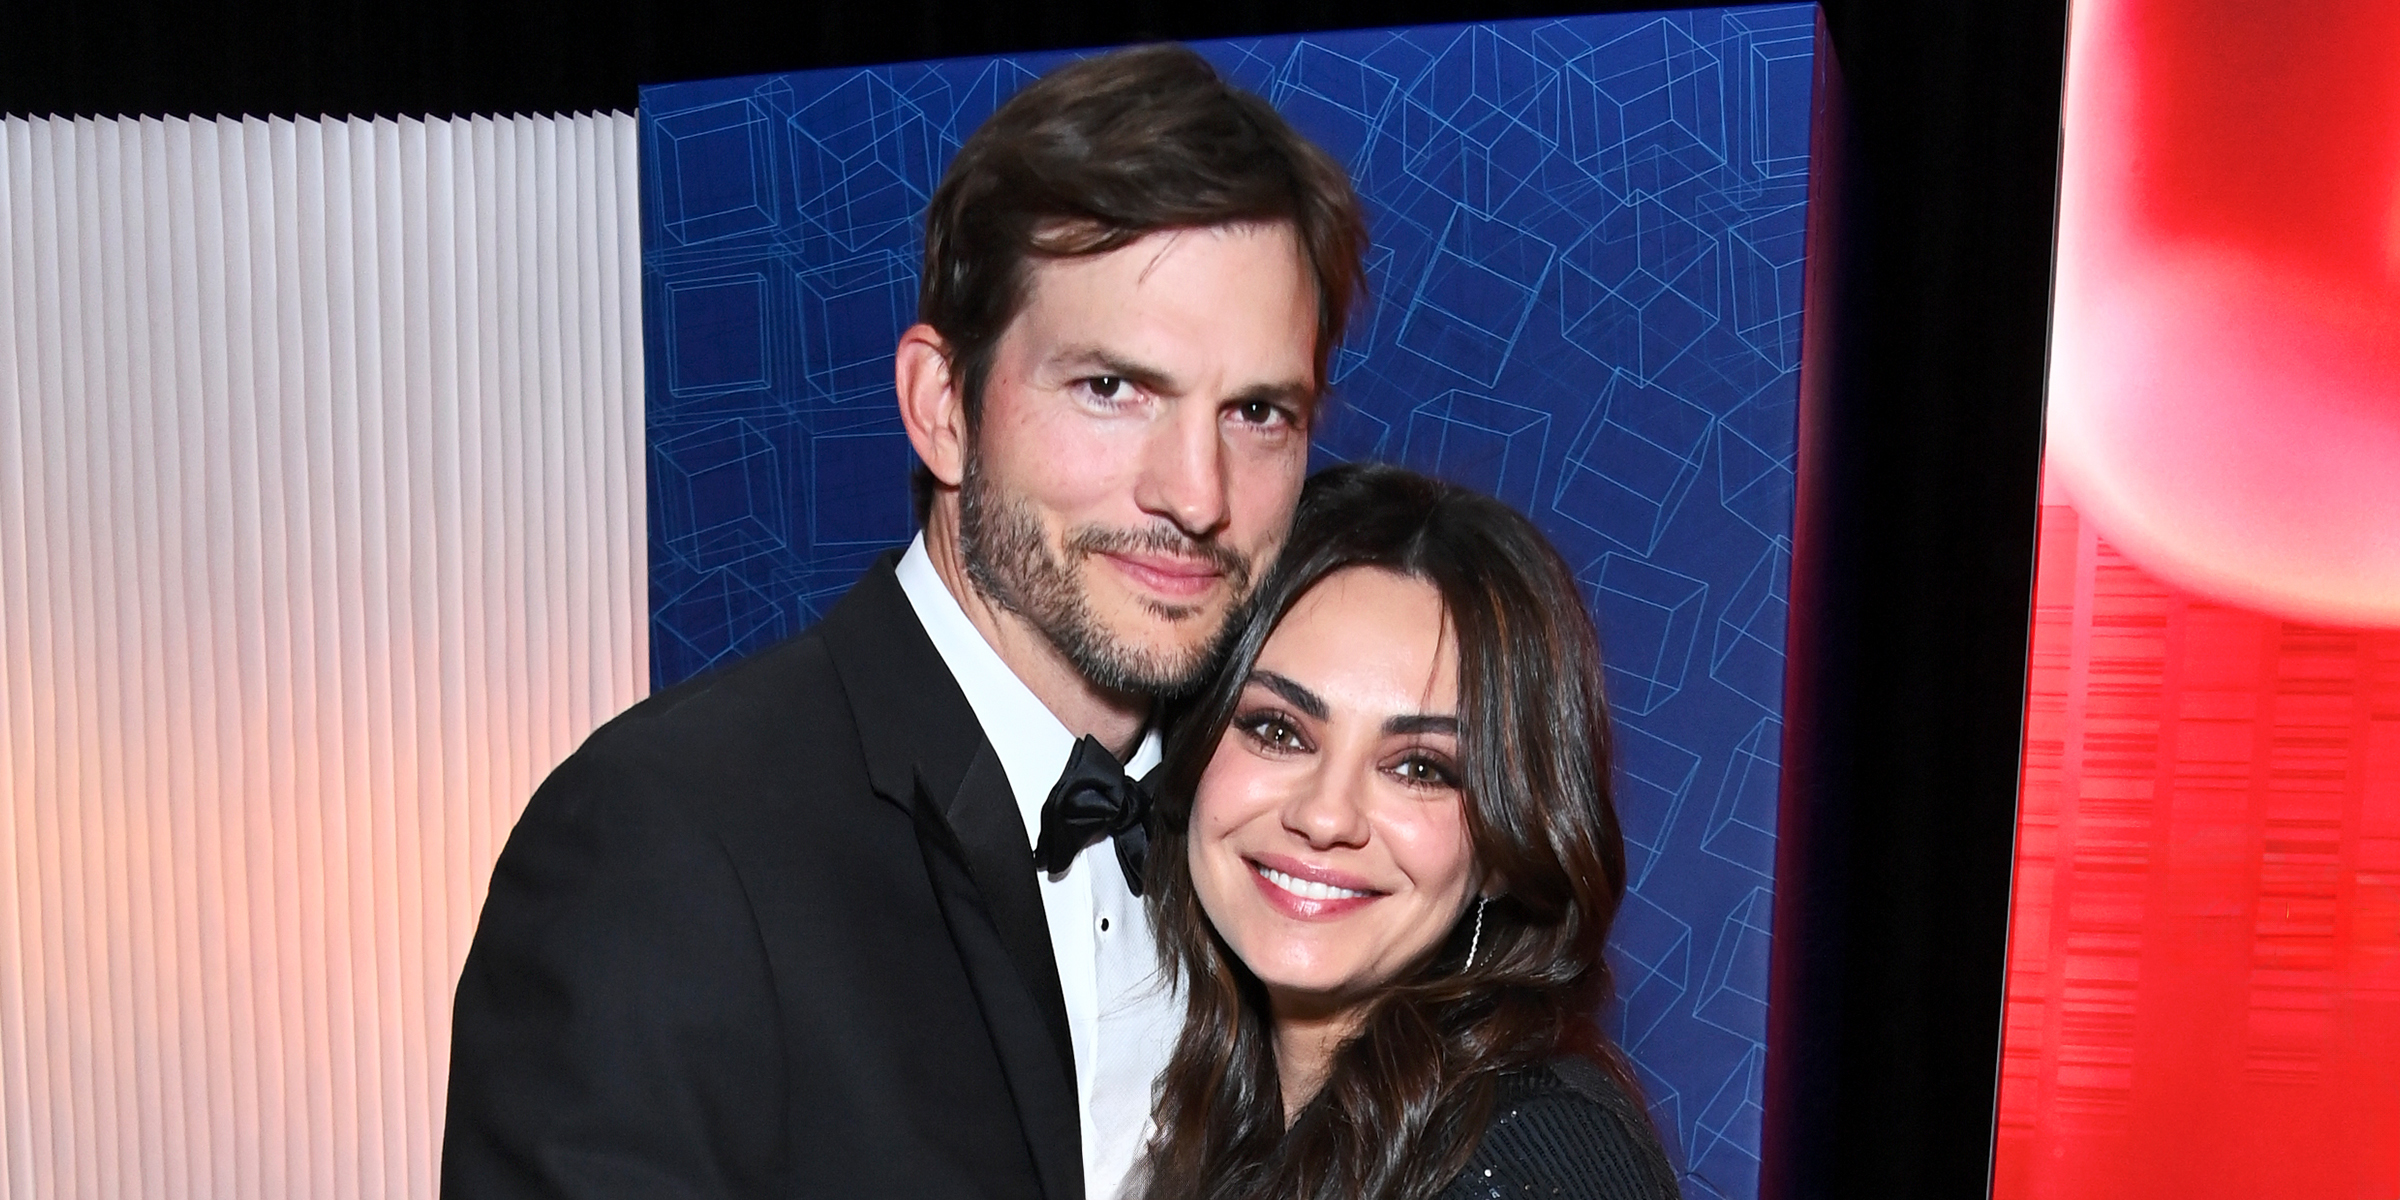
1436, 1057, 1683, 1200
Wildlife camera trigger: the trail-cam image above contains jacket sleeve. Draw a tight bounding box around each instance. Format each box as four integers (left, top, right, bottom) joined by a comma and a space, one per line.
1439, 1062, 1683, 1200
441, 741, 786, 1199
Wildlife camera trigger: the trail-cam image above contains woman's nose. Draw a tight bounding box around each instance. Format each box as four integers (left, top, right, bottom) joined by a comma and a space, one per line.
1282, 760, 1370, 849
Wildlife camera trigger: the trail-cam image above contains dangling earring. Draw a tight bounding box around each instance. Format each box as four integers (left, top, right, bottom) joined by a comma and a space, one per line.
1465, 895, 1490, 969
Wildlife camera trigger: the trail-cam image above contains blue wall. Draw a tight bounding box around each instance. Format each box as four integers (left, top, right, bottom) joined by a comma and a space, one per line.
639, 8, 1813, 1194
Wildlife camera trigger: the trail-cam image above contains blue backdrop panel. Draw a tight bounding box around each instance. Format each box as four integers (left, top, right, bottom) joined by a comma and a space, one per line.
640, 9, 1813, 1196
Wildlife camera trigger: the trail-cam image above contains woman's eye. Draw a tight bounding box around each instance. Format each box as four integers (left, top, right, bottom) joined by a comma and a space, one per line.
1237, 712, 1306, 752
1391, 756, 1457, 788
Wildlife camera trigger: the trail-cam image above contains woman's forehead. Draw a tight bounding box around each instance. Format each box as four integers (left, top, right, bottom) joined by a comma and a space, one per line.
1256, 567, 1458, 718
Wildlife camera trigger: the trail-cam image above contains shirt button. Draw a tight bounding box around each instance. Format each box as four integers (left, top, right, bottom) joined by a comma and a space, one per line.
1097, 915, 1112, 934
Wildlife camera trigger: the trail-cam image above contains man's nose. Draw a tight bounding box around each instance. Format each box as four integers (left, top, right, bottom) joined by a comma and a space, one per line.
1133, 400, 1230, 539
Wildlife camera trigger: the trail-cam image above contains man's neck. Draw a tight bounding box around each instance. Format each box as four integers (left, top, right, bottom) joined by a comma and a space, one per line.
920, 513, 1150, 761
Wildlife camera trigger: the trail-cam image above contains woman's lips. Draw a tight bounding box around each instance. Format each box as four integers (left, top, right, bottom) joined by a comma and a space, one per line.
1247, 856, 1381, 920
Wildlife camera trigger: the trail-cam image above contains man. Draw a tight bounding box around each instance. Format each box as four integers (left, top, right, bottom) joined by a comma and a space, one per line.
442, 45, 1366, 1200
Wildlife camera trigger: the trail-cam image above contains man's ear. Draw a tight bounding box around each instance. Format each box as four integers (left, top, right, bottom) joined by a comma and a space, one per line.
896, 323, 966, 488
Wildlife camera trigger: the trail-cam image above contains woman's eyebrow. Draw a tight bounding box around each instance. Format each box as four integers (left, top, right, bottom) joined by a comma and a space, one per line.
1245, 670, 1327, 720
1383, 713, 1458, 737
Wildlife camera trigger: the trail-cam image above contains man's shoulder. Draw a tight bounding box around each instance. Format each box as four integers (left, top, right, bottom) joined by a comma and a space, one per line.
529, 563, 933, 826
506, 553, 991, 866
508, 625, 855, 847
576, 554, 936, 783
596, 622, 848, 765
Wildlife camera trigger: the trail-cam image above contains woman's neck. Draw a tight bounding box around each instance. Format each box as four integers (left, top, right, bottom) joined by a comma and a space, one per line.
1269, 996, 1363, 1126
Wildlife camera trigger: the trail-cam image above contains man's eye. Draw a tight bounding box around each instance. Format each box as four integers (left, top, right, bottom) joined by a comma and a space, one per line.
1234, 399, 1288, 426
1084, 376, 1127, 401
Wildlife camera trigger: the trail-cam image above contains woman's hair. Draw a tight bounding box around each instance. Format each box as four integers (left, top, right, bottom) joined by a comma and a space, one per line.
1140, 462, 1634, 1200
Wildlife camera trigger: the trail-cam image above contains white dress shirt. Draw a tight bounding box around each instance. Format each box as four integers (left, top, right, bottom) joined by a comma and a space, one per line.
896, 535, 1183, 1200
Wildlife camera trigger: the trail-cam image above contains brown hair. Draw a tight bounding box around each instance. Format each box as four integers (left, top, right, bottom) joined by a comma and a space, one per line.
911, 44, 1369, 520
1139, 463, 1640, 1200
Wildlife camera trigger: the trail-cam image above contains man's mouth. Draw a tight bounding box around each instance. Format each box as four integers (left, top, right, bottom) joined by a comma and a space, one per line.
1099, 550, 1224, 600
1070, 525, 1251, 607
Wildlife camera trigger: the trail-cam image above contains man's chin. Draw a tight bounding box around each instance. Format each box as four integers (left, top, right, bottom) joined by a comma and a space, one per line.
1099, 600, 1223, 649
1077, 621, 1233, 697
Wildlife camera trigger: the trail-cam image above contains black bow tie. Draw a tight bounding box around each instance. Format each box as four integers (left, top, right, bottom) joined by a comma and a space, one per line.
1035, 735, 1153, 896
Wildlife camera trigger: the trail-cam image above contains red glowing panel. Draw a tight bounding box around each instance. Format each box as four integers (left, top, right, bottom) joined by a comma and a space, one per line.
2045, 0, 2400, 626
1992, 500, 2400, 1199
1998, 0, 2400, 1193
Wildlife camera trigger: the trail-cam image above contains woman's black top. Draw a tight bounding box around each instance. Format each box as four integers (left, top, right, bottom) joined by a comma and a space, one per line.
1436, 1057, 1683, 1200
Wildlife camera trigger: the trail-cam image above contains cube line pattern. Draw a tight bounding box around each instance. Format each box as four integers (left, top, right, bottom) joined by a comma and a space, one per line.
638, 8, 1812, 1196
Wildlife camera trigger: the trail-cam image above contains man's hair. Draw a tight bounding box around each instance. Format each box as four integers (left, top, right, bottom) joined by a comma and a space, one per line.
911, 43, 1370, 521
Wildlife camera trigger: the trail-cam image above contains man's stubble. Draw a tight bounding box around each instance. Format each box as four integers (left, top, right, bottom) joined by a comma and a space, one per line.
956, 447, 1259, 699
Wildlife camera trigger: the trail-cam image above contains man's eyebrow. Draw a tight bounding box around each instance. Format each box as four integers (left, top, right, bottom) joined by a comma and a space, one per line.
1046, 346, 1177, 393
1244, 670, 1328, 721
1383, 713, 1458, 737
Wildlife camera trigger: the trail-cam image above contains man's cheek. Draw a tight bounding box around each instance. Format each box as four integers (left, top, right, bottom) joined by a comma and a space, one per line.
1047, 434, 1149, 512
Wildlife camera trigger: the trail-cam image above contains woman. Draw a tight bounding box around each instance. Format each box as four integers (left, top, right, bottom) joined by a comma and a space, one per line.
1137, 463, 1679, 1200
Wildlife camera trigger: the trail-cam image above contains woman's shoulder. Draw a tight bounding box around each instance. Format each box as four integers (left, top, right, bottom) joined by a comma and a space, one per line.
1438, 1056, 1683, 1200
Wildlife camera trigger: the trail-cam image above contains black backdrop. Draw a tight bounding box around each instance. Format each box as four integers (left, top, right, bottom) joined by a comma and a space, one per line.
0, 1, 2064, 1196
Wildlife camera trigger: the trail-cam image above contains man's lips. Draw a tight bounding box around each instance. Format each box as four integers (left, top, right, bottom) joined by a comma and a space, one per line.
1247, 854, 1383, 919
1099, 550, 1224, 600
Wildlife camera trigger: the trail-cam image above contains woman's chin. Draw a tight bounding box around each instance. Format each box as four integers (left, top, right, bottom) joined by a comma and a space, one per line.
1256, 977, 1364, 1025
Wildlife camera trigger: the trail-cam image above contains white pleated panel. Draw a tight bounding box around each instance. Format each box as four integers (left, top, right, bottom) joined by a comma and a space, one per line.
0, 111, 648, 1200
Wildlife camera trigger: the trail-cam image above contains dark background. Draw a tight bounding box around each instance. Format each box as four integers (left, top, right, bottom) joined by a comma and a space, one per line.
0, 1, 2063, 1196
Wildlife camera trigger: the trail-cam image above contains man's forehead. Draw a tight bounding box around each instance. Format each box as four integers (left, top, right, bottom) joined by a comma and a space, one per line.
1017, 222, 1314, 319
1006, 225, 1321, 384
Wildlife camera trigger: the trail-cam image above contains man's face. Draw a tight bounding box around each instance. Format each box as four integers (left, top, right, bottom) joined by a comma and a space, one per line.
957, 222, 1318, 696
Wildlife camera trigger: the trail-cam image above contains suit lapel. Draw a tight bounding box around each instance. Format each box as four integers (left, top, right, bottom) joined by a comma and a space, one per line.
907, 760, 1083, 1200
821, 555, 1084, 1200
942, 743, 1077, 1086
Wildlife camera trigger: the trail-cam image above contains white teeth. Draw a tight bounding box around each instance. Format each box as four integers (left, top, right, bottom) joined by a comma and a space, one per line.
1257, 864, 1372, 901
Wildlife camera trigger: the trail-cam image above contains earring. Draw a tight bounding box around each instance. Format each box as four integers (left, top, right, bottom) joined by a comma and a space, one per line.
1465, 895, 1490, 969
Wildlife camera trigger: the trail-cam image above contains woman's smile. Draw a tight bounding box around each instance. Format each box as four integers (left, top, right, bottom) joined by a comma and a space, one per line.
1247, 854, 1383, 914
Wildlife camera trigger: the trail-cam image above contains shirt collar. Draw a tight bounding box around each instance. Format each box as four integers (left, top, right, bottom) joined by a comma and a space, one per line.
895, 534, 1163, 848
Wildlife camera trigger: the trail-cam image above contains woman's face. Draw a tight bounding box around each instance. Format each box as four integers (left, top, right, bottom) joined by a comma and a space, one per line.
1188, 566, 1480, 1022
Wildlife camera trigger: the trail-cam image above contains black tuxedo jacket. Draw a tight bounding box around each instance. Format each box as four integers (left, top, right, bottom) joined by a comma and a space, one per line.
442, 555, 1084, 1200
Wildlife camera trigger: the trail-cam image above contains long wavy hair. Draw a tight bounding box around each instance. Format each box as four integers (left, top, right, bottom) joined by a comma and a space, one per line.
1138, 462, 1635, 1200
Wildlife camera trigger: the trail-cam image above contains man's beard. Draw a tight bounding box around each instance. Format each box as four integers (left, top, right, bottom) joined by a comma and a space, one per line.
957, 453, 1256, 697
